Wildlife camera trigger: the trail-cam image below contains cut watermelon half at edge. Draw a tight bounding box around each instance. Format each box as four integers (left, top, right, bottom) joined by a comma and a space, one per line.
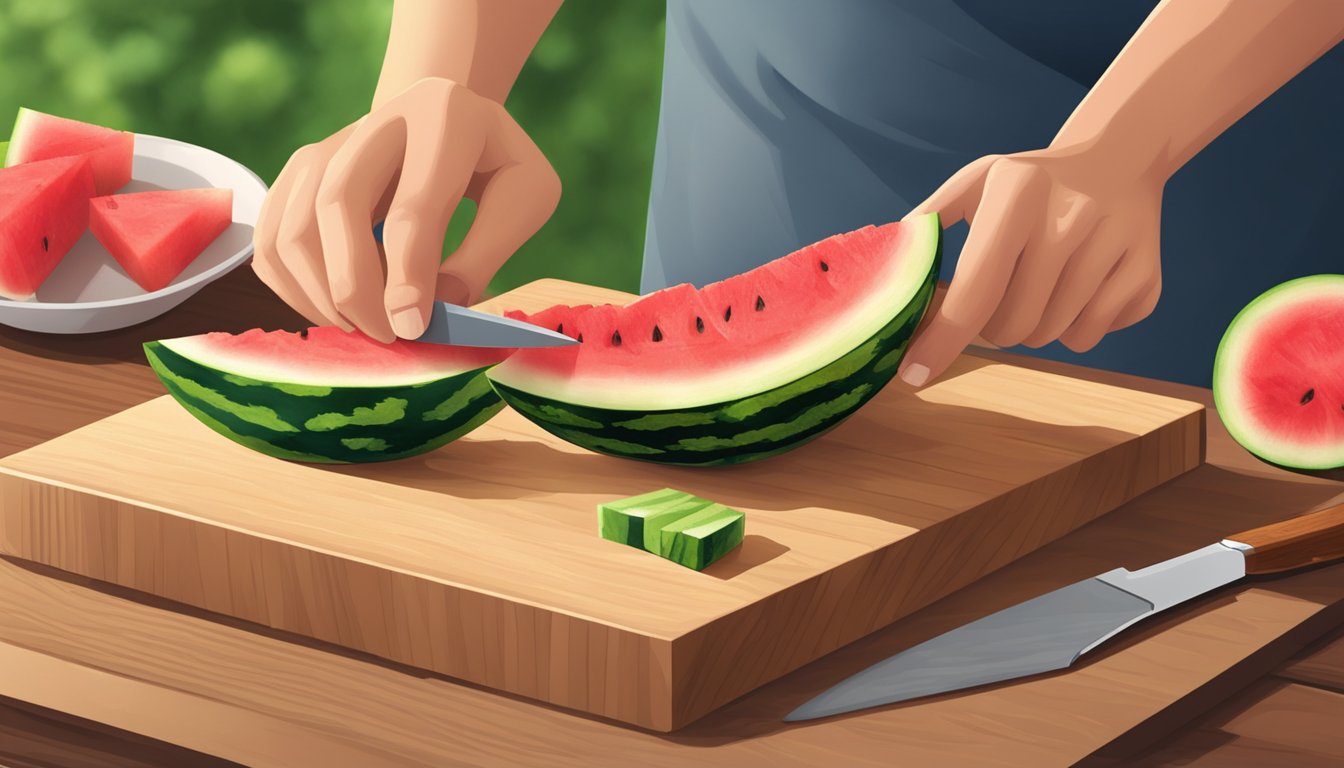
1213, 274, 1344, 470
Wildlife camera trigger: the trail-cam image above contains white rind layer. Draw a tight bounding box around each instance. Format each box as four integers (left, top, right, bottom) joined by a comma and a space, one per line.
158, 336, 489, 388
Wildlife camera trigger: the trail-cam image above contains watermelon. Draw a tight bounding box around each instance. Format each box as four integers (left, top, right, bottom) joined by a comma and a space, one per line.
599, 488, 745, 570
5, 108, 134, 195
90, 188, 233, 292
144, 327, 508, 463
488, 215, 942, 466
1213, 275, 1344, 470
0, 155, 96, 300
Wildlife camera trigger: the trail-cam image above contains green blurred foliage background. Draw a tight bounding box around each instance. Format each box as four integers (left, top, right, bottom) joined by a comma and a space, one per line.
0, 1, 666, 296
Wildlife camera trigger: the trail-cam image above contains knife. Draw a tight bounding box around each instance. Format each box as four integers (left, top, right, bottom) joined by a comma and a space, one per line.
417, 301, 578, 348
786, 500, 1344, 722
369, 220, 576, 349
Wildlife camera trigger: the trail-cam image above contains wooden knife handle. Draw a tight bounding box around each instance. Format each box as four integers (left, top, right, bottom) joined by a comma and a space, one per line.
1225, 501, 1344, 575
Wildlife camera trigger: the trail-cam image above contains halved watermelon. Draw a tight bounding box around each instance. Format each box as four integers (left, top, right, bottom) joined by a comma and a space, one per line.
144, 327, 508, 463
488, 215, 942, 465
90, 188, 232, 292
1213, 274, 1344, 470
5, 108, 134, 195
0, 154, 96, 300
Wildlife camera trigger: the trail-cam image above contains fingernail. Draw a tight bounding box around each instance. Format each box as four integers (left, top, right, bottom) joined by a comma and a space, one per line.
900, 363, 930, 387
391, 308, 426, 339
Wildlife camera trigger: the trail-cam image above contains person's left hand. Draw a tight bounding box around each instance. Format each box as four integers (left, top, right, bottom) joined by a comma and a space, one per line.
896, 144, 1166, 388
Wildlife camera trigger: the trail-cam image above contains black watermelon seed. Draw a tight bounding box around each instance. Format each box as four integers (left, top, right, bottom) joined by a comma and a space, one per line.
695, 316, 705, 333
724, 306, 732, 322
1301, 388, 1315, 405
557, 322, 564, 334
755, 295, 765, 311
299, 328, 309, 339
820, 260, 829, 272
652, 325, 663, 342
41, 236, 49, 252
577, 333, 584, 343
612, 330, 622, 346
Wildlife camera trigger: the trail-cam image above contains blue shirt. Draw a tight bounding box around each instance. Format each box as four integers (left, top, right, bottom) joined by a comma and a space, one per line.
641, 0, 1344, 386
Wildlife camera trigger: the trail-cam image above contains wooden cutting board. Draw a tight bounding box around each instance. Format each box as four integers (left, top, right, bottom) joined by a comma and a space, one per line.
0, 279, 1204, 732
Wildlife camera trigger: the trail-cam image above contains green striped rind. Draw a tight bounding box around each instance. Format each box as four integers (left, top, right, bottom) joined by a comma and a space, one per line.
598, 488, 745, 570
144, 341, 503, 464
493, 244, 939, 466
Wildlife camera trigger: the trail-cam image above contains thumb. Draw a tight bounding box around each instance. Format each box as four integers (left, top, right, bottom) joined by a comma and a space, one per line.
905, 155, 998, 227
896, 302, 979, 388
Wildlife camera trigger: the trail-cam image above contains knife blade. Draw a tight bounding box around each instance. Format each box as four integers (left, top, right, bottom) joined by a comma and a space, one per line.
786, 500, 1344, 722
369, 221, 576, 349
417, 301, 579, 349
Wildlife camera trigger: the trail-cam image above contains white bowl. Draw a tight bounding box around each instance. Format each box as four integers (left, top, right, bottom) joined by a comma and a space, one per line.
0, 134, 267, 334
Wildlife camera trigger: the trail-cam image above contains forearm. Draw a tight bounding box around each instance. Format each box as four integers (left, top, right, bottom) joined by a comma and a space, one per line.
372, 0, 562, 107
1053, 0, 1344, 179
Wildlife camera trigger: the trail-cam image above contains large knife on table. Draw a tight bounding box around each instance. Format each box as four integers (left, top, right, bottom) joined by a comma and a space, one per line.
786, 501, 1344, 722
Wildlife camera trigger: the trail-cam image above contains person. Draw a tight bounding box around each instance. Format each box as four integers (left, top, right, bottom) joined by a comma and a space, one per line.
253, 0, 1344, 389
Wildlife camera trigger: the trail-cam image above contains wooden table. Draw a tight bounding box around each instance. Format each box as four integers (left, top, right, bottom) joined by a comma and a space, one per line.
1, 269, 1341, 767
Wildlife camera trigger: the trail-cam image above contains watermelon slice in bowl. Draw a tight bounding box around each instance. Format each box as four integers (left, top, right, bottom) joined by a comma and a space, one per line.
0, 111, 264, 334
144, 326, 509, 463
488, 215, 942, 466
1213, 274, 1344, 471
0, 155, 96, 300
5, 108, 135, 195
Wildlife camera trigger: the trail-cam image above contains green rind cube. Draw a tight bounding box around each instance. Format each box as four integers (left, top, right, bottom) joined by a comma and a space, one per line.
597, 488, 745, 570
659, 505, 746, 570
598, 488, 690, 548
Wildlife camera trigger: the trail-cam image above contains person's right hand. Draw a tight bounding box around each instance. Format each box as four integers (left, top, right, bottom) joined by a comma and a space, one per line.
253, 76, 561, 342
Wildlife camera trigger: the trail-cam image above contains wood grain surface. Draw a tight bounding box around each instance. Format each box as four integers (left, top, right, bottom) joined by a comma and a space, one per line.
0, 279, 1204, 731
1, 270, 1340, 766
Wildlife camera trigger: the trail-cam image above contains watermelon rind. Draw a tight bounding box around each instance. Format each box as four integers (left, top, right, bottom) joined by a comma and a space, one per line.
1213, 274, 1344, 471
144, 339, 504, 464
598, 488, 745, 570
491, 220, 941, 466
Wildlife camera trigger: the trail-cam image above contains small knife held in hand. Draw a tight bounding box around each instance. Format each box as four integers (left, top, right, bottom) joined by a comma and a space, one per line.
786, 500, 1344, 722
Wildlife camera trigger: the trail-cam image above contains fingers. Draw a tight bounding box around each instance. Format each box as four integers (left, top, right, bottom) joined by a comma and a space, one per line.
315, 116, 405, 342
905, 155, 998, 227
1019, 221, 1126, 348
980, 195, 1099, 347
1057, 249, 1160, 352
275, 159, 355, 330
383, 84, 488, 338
252, 149, 338, 328
898, 161, 1037, 387
441, 121, 561, 305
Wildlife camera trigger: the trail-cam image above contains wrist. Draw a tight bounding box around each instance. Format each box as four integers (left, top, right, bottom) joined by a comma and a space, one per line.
1047, 123, 1175, 189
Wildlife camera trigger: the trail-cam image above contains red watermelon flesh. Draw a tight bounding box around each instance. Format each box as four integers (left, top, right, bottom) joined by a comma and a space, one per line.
494, 219, 937, 410
1213, 275, 1344, 469
6, 108, 134, 195
0, 155, 96, 300
89, 187, 233, 292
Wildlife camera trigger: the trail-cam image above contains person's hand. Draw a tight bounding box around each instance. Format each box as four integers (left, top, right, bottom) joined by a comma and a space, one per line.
897, 145, 1165, 387
253, 76, 561, 342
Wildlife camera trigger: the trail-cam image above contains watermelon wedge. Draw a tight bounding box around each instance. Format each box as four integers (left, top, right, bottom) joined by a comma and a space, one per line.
488, 215, 942, 465
90, 188, 232, 292
1213, 274, 1344, 470
5, 108, 134, 195
0, 154, 96, 300
144, 327, 509, 463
